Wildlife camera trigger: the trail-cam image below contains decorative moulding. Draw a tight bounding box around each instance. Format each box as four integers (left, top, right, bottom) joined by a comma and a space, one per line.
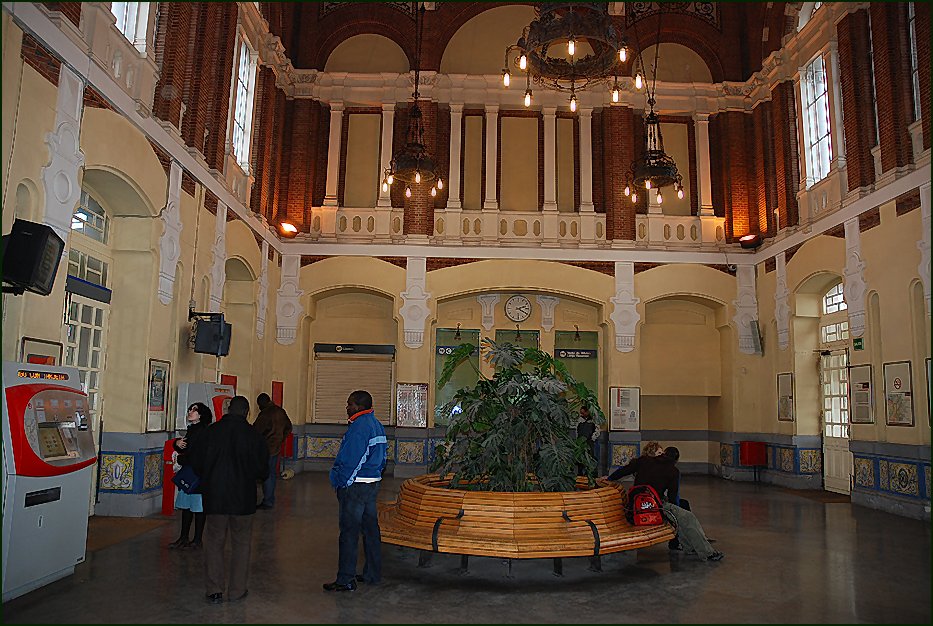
536, 296, 559, 332
476, 294, 501, 331
843, 218, 867, 338
41, 64, 85, 246
774, 252, 790, 350
276, 254, 304, 345
609, 262, 640, 352
158, 161, 183, 305
917, 183, 931, 316
208, 202, 227, 311
732, 264, 760, 355
257, 240, 269, 339
399, 257, 431, 349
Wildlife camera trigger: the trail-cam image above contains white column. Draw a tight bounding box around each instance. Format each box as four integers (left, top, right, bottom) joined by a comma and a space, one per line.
323, 102, 344, 207
377, 103, 395, 207
578, 108, 595, 212
694, 113, 714, 216
918, 182, 931, 317
542, 107, 558, 212
483, 104, 499, 210
447, 103, 463, 210
827, 42, 847, 171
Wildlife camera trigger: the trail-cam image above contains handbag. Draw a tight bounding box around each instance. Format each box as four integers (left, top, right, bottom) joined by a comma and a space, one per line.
172, 464, 201, 494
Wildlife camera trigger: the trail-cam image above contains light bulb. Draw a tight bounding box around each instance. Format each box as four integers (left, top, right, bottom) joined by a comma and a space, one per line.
405, 186, 412, 198
387, 174, 394, 185
568, 37, 575, 56
437, 179, 443, 190
524, 89, 532, 107
645, 179, 651, 190
612, 86, 620, 103
624, 184, 631, 197
656, 190, 663, 204
677, 187, 684, 200
570, 94, 577, 112
503, 70, 510, 87
415, 170, 421, 183
519, 54, 527, 70
431, 186, 437, 197
619, 47, 627, 62
631, 192, 638, 203
382, 180, 388, 193
635, 73, 643, 90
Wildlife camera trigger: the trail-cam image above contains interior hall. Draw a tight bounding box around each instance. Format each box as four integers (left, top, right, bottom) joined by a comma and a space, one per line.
1, 2, 930, 623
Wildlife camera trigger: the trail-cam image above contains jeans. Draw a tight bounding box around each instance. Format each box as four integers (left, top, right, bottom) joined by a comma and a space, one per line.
336, 481, 382, 585
662, 501, 716, 559
261, 454, 279, 507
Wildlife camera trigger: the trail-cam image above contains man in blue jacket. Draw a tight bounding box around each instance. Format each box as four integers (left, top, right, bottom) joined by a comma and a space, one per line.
323, 390, 387, 592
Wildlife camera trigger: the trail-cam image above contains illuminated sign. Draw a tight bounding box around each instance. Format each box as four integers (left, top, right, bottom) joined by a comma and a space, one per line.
17, 370, 69, 381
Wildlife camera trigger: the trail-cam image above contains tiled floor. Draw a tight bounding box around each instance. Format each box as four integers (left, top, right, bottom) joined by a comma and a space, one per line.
3, 473, 930, 623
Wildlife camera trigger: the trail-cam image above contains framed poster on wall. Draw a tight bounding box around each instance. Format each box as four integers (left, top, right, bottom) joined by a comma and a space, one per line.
20, 337, 63, 365
396, 382, 428, 428
848, 364, 874, 424
777, 372, 795, 421
609, 386, 640, 431
146, 359, 171, 432
883, 360, 914, 426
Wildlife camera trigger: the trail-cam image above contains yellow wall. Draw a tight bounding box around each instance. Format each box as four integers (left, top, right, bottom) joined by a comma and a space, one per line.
344, 113, 380, 208
557, 118, 574, 212
462, 115, 483, 210
499, 117, 538, 211
323, 34, 409, 73
439, 5, 536, 75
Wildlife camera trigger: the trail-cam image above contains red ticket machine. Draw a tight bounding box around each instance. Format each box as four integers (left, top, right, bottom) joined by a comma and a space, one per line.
2, 362, 97, 602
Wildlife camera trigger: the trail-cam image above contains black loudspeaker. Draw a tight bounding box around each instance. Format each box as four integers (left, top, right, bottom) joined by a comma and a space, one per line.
193, 318, 232, 356
1, 219, 65, 296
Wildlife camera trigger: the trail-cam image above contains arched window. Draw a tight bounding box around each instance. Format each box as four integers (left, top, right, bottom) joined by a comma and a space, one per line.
822, 282, 847, 315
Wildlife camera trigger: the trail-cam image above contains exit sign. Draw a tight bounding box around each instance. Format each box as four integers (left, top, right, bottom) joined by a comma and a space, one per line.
853, 337, 864, 351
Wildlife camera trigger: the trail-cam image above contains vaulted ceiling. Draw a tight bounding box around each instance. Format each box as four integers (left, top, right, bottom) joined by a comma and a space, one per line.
262, 2, 800, 83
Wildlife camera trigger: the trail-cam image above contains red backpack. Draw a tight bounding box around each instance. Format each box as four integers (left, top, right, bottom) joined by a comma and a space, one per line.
627, 484, 664, 526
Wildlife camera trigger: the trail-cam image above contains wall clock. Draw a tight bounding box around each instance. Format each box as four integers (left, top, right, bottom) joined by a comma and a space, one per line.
504, 294, 532, 323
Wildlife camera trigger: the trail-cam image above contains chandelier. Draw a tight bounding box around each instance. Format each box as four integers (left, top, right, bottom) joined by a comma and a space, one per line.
622, 9, 684, 205
382, 2, 443, 199
502, 3, 630, 111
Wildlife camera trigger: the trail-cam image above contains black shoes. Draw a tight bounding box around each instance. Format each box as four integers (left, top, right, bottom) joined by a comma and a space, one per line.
707, 551, 725, 561
228, 590, 249, 603
187, 540, 202, 549
322, 580, 357, 592
257, 503, 274, 510
206, 593, 223, 604
168, 538, 189, 549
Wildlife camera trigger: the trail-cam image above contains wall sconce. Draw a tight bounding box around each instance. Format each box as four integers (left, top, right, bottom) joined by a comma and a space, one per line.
278, 222, 299, 239
739, 233, 763, 249
515, 324, 522, 342
573, 325, 581, 341
454, 323, 461, 341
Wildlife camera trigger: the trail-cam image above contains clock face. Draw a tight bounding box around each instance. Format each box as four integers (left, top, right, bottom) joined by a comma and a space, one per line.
505, 295, 532, 323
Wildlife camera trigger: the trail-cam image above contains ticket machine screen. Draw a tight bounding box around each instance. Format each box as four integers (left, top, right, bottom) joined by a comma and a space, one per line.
23, 389, 94, 466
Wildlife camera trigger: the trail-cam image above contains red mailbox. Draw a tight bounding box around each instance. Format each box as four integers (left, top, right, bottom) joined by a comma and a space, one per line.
739, 441, 766, 466
162, 438, 178, 516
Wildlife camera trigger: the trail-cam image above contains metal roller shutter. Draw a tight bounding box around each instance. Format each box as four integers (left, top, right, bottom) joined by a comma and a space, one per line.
313, 355, 394, 424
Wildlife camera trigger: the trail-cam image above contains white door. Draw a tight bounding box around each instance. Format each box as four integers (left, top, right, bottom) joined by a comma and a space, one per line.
63, 293, 109, 515
821, 351, 851, 494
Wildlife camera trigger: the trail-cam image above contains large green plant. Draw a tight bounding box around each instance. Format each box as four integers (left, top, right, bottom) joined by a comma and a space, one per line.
430, 339, 605, 492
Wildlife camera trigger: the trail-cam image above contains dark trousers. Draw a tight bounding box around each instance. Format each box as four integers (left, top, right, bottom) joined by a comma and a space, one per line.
204, 514, 254, 598
261, 454, 279, 506
335, 481, 382, 585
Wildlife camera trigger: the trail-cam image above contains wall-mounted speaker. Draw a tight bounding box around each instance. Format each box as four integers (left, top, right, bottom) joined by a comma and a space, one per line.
193, 318, 232, 356
1, 220, 65, 296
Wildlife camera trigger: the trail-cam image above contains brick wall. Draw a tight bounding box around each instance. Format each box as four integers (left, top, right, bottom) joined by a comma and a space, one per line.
20, 33, 61, 86
599, 106, 635, 240
153, 3, 237, 172
916, 4, 931, 150
837, 10, 878, 191
42, 2, 81, 27
403, 100, 438, 236
870, 3, 915, 173
770, 81, 800, 228
711, 110, 753, 242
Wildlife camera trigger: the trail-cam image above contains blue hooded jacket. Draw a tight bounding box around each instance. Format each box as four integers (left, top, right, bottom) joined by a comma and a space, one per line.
329, 409, 387, 489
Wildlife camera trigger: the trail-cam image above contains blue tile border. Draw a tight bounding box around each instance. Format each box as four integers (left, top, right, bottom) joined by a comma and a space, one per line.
852, 453, 930, 501
98, 447, 164, 494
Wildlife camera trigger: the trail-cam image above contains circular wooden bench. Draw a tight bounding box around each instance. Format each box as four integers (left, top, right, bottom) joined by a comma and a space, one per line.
379, 475, 675, 560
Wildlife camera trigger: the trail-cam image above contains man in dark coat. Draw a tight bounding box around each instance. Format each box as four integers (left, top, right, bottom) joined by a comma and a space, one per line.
190, 395, 269, 604
253, 393, 292, 509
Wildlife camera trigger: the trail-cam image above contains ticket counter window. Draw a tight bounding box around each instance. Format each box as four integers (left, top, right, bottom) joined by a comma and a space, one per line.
434, 329, 480, 426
